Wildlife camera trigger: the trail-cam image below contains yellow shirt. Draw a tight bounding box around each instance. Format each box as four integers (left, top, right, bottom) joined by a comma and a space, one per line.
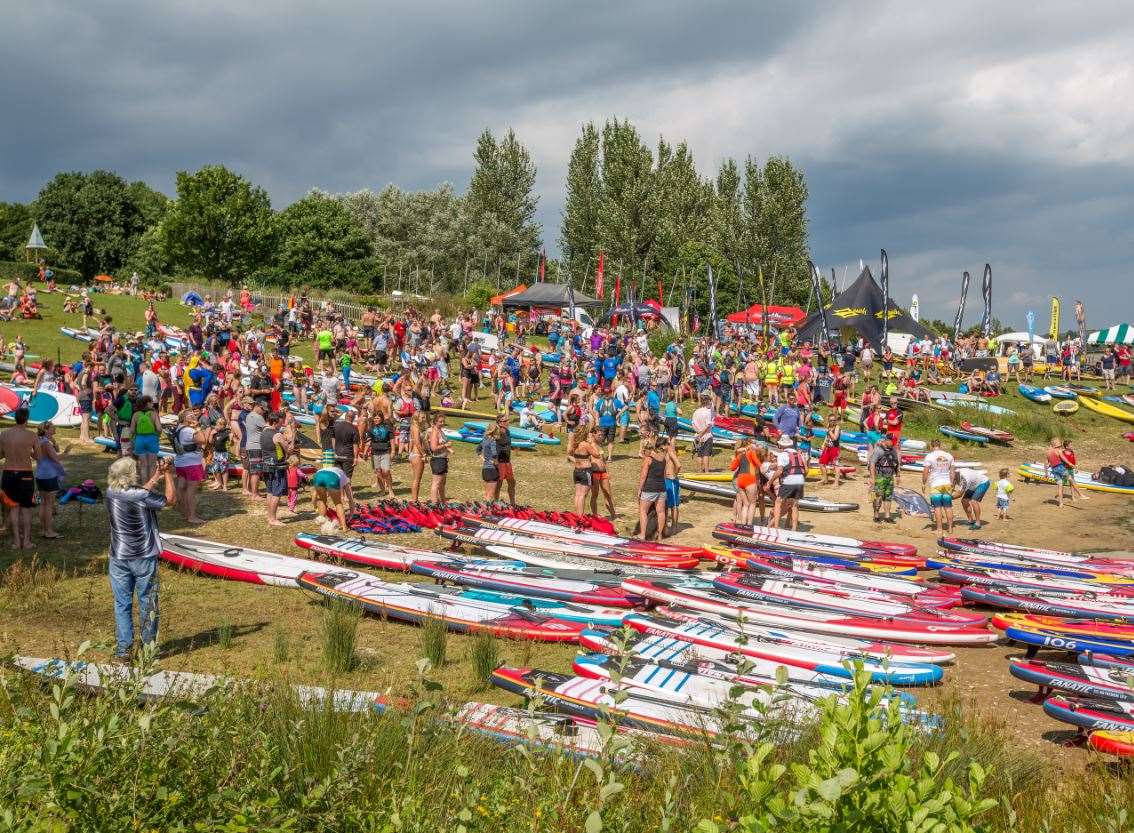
779, 361, 795, 385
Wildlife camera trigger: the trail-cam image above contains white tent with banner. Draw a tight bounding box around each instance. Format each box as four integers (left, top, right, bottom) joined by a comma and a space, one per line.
1088, 324, 1134, 345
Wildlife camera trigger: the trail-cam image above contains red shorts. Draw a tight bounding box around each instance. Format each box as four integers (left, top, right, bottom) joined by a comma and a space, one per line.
175, 464, 206, 483
497, 462, 514, 481
888, 431, 902, 446
833, 391, 847, 408
818, 446, 840, 465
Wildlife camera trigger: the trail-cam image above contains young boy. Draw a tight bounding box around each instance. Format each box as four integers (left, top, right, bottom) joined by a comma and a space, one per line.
995, 468, 1013, 520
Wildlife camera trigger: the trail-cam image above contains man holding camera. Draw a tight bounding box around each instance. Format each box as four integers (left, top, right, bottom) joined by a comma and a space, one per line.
105, 456, 176, 660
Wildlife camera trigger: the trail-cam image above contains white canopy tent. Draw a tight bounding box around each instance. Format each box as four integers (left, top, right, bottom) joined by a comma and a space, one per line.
993, 331, 1045, 359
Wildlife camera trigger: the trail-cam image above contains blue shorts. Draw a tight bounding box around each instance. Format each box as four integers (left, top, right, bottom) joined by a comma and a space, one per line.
963, 481, 989, 502
665, 478, 680, 509
133, 433, 160, 455
996, 497, 1009, 510
1050, 463, 1070, 484
929, 491, 953, 508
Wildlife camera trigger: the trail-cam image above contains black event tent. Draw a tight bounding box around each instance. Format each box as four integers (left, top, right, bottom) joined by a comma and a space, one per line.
501, 283, 602, 308
796, 266, 931, 348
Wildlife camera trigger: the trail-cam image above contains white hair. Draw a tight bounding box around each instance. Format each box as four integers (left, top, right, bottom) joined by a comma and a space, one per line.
107, 457, 140, 491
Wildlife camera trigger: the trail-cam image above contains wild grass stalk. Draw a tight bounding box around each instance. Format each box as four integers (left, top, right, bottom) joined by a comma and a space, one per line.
321, 600, 359, 674
420, 618, 448, 668
469, 632, 499, 689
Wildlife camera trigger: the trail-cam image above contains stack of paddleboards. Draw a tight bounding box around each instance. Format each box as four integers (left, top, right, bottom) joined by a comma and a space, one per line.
932, 536, 1134, 621
158, 533, 616, 642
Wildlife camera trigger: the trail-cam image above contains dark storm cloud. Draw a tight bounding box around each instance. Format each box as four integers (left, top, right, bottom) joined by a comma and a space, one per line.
1, 1, 1131, 326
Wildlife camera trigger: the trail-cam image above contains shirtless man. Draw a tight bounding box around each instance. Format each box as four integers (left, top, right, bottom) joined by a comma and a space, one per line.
0, 408, 40, 549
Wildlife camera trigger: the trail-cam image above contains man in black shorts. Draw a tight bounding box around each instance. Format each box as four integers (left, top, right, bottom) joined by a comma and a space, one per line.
0, 408, 39, 549
333, 410, 359, 508
260, 411, 290, 527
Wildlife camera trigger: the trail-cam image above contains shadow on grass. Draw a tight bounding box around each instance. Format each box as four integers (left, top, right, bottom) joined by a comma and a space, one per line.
160, 621, 269, 659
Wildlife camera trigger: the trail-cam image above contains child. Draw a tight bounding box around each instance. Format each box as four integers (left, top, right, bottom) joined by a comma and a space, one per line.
995, 468, 1014, 519
286, 454, 307, 513
209, 421, 231, 491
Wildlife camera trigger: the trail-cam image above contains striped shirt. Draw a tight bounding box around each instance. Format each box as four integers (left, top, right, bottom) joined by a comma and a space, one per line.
105, 488, 167, 560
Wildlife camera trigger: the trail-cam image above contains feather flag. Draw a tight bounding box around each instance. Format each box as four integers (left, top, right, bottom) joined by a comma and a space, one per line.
538, 249, 546, 282
880, 249, 890, 347
595, 252, 604, 299
809, 261, 832, 346
567, 283, 577, 324
952, 271, 971, 342
1026, 310, 1035, 347
980, 263, 992, 338
1049, 296, 1061, 340
707, 264, 717, 338
614, 274, 621, 307
910, 294, 920, 322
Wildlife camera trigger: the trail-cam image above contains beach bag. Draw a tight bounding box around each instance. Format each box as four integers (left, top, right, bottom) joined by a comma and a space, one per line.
1098, 466, 1134, 487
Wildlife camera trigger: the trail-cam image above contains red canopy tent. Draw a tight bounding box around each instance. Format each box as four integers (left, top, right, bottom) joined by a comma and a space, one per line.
490, 283, 527, 306
725, 304, 806, 327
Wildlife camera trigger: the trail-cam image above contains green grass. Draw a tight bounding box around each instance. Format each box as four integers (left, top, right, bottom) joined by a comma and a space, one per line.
2, 653, 1132, 832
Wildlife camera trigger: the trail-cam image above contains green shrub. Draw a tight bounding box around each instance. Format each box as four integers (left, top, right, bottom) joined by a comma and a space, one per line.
697, 666, 998, 833
464, 279, 496, 311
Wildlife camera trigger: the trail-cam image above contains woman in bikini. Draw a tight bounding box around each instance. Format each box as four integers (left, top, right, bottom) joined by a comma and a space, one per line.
567, 424, 596, 516
589, 426, 617, 519
408, 411, 428, 502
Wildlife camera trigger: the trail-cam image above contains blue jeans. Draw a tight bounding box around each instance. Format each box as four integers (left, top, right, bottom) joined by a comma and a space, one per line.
109, 557, 159, 657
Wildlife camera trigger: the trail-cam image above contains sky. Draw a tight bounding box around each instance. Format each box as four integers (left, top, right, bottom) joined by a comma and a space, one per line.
2, 1, 1132, 328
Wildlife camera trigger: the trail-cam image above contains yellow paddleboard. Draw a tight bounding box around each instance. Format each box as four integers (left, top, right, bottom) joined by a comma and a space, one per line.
1078, 396, 1134, 424
1052, 400, 1079, 416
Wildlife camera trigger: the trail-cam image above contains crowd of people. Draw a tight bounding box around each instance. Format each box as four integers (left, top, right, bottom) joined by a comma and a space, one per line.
2, 282, 1125, 660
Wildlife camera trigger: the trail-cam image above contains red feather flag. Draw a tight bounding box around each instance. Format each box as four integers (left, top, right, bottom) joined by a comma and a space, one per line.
538, 249, 546, 282
614, 273, 621, 306
657, 279, 664, 306
595, 251, 605, 298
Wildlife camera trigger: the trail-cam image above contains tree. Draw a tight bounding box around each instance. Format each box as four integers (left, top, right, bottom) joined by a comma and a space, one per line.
597, 119, 658, 293
0, 202, 33, 261
271, 191, 376, 291
466, 128, 542, 283
161, 165, 275, 281
31, 170, 156, 278
559, 123, 602, 285
653, 140, 713, 298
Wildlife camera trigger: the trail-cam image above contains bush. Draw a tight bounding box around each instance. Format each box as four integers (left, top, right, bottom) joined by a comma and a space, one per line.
420, 618, 448, 668
0, 260, 83, 285
464, 279, 496, 311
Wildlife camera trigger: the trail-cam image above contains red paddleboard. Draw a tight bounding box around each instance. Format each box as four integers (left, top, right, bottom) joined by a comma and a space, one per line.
1089, 731, 1134, 756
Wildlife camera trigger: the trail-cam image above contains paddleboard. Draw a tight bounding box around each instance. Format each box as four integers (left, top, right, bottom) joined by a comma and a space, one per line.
160, 534, 366, 587
297, 571, 586, 641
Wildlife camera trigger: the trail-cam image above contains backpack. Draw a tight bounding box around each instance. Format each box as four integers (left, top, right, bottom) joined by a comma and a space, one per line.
1098, 466, 1134, 487
599, 398, 615, 418
166, 425, 197, 456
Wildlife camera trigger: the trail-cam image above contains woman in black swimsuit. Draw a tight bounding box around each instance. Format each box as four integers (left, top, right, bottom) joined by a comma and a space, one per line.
637, 436, 668, 541
427, 412, 451, 503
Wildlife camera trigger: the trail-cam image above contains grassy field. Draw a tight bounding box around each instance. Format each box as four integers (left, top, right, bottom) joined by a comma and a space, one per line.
2, 289, 1134, 829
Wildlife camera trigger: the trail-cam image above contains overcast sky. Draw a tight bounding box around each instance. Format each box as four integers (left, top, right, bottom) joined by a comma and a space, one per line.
2, 1, 1131, 326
